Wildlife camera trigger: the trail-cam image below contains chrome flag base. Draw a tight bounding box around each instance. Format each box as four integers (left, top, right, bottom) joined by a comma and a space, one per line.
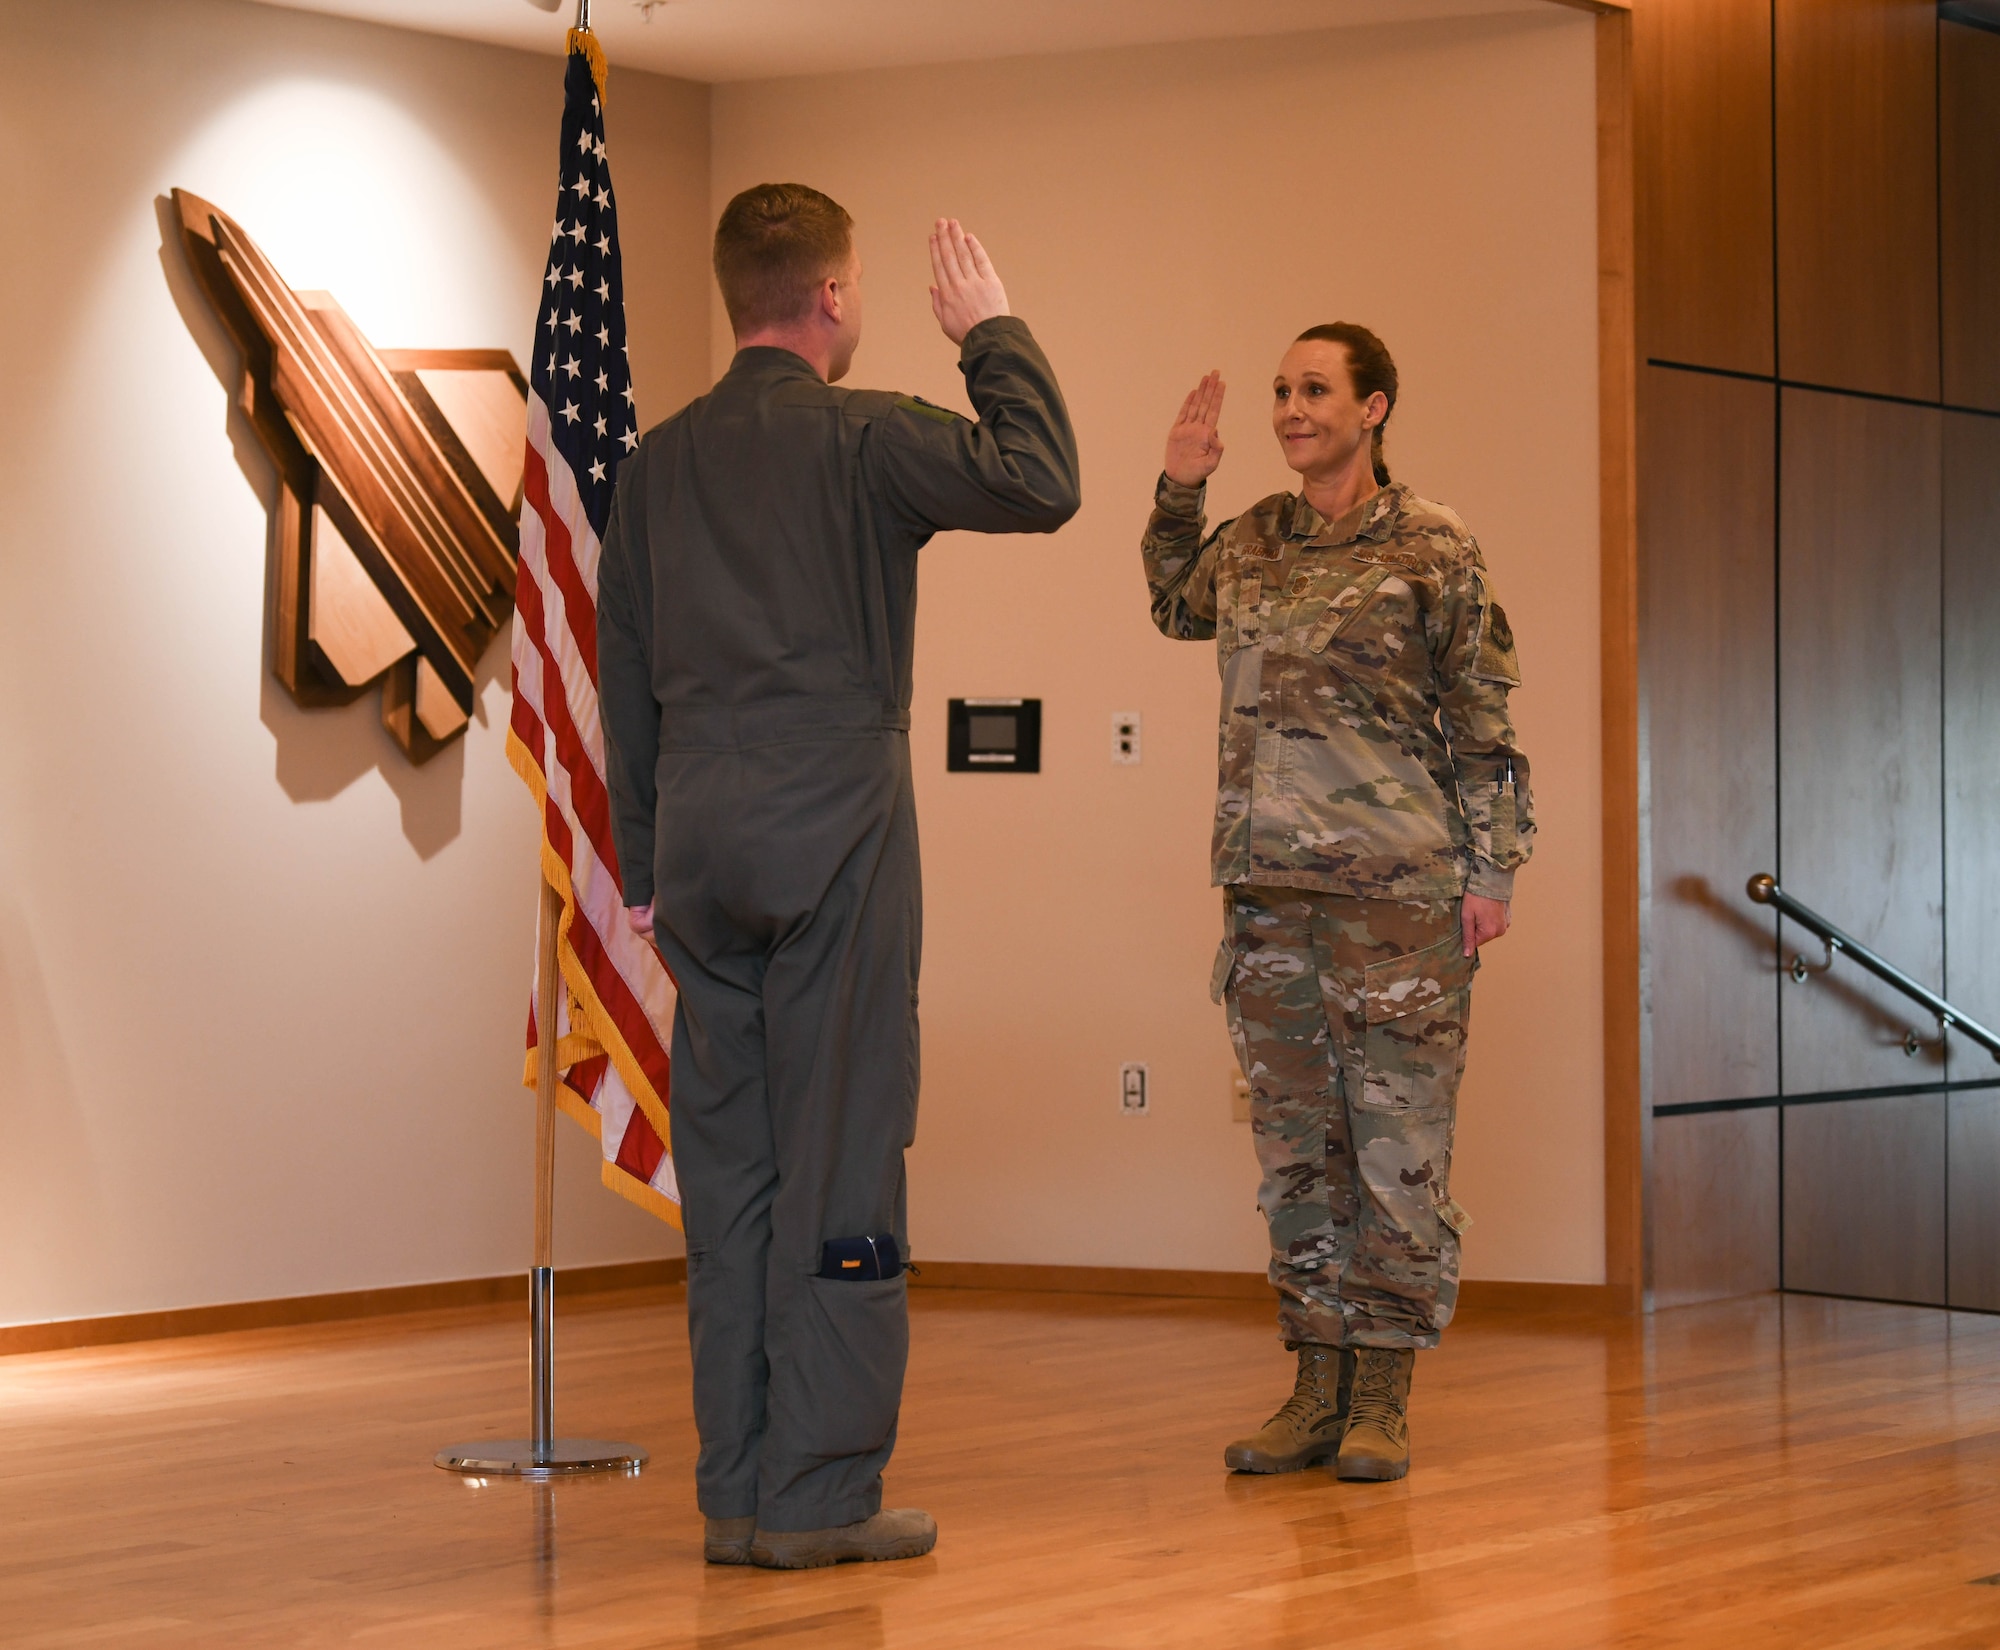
434, 1265, 647, 1480
434, 1441, 647, 1479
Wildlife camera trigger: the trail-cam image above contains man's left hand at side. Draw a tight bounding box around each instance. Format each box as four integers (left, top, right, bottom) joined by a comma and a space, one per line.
626, 903, 654, 937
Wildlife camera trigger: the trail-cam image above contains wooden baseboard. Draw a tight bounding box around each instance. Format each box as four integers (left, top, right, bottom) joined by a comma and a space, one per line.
910, 1261, 1270, 1301
911, 1262, 1625, 1315
0, 1257, 688, 1358
1456, 1280, 1628, 1314
2, 1259, 1625, 1357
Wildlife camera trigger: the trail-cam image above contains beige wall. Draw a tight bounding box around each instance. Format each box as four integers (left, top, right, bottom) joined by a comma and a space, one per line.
712, 12, 1606, 1282
0, 0, 1603, 1329
0, 0, 705, 1326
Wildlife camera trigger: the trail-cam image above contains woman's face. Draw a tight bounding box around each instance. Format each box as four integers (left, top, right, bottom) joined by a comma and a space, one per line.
1271, 340, 1382, 481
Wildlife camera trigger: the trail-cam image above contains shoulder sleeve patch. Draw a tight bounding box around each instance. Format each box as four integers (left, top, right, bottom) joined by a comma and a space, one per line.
895, 393, 963, 426
1474, 599, 1523, 686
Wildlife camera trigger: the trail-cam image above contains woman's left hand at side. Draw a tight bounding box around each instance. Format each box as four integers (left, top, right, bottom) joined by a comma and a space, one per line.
1461, 894, 1510, 957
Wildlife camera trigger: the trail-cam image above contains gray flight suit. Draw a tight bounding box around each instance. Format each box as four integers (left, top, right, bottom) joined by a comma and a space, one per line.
597, 317, 1079, 1532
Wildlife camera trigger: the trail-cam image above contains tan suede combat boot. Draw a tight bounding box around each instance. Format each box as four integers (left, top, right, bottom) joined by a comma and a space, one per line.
1223, 1342, 1353, 1473
704, 1515, 756, 1564
1336, 1347, 1415, 1481
749, 1507, 937, 1570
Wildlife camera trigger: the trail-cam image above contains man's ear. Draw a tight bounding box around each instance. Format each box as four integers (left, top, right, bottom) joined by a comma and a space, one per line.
818, 275, 843, 326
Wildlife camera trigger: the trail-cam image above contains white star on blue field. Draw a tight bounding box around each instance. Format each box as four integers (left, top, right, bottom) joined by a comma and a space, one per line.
533, 48, 635, 539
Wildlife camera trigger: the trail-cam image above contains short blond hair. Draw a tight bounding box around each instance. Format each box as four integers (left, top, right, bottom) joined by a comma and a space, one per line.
712, 183, 854, 335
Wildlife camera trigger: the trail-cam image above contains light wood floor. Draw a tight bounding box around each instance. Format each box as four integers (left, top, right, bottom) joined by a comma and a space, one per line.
6, 1284, 2000, 1648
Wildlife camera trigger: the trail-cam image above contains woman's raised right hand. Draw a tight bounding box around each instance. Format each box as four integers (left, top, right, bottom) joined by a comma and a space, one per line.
1163, 371, 1226, 487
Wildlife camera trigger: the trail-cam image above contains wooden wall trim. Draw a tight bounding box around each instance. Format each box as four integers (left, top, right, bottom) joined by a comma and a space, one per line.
1, 1259, 1624, 1356
910, 1262, 1269, 1301
908, 1262, 1622, 1316
1597, 7, 1646, 1312
0, 1258, 688, 1358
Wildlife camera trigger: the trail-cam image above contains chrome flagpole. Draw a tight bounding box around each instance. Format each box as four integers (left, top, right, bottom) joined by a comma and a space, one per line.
435, 0, 643, 1484
435, 874, 647, 1479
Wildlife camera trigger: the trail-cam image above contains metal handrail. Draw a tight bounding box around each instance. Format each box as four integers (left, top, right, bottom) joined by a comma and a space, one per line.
1746, 874, 2000, 1062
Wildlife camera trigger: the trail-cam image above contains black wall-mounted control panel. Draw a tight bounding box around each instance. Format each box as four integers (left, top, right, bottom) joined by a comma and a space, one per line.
947, 698, 1041, 773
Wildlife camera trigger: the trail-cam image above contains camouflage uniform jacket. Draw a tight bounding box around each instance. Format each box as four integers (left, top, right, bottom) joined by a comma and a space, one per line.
1143, 475, 1534, 901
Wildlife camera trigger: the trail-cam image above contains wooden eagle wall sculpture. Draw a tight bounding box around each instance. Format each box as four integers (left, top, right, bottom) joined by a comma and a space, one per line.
173, 189, 528, 764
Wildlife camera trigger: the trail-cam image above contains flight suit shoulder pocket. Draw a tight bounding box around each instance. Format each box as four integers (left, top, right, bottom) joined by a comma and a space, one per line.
895, 393, 961, 426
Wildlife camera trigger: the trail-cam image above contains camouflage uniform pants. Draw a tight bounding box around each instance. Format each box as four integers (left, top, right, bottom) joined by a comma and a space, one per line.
1215, 886, 1477, 1350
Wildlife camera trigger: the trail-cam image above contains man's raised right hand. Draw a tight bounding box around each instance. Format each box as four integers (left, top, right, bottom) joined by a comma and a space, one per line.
1164, 371, 1226, 487
929, 219, 1009, 346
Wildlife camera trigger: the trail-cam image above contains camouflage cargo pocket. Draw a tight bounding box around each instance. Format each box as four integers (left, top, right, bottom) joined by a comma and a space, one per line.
1209, 936, 1237, 1005
1212, 935, 1251, 1079
1358, 930, 1475, 1113
1302, 564, 1395, 655
1221, 568, 1262, 660
1220, 544, 1279, 658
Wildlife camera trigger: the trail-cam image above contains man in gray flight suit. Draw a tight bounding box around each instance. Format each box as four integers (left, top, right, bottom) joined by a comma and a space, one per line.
596, 184, 1080, 1570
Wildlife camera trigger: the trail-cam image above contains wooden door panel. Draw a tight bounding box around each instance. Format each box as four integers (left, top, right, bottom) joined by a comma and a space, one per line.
1950, 1093, 2000, 1310
1640, 367, 1779, 1108
1778, 389, 1942, 1095
1945, 413, 2000, 1075
1653, 1109, 1779, 1308
1774, 0, 1938, 402
1634, 0, 1774, 374
1942, 20, 2000, 413
1784, 1093, 1945, 1304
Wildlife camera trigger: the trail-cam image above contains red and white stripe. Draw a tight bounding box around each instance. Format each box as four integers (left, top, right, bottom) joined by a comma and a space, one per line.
509, 387, 679, 1220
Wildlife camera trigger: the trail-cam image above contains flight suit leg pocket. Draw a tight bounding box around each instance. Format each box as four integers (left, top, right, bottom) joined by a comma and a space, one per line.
798, 1275, 909, 1459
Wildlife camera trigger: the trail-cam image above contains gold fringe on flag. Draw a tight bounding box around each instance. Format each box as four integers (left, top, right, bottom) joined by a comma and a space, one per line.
567, 28, 608, 101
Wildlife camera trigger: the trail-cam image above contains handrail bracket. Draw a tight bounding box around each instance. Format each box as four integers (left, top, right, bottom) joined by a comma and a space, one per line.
1745, 873, 2000, 1065
1789, 937, 1836, 985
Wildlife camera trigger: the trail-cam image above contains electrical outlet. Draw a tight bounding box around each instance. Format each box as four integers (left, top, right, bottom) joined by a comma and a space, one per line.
1120, 1062, 1150, 1115
1111, 711, 1142, 765
1231, 1073, 1252, 1123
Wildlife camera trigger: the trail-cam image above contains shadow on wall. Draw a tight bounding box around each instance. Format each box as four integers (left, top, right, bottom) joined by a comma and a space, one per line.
151, 195, 504, 862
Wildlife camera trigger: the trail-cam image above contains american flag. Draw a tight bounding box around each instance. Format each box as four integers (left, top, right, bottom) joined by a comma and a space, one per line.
506, 29, 679, 1222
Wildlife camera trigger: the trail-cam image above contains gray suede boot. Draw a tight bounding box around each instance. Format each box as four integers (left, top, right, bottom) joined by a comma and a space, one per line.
704, 1515, 756, 1564
749, 1508, 937, 1570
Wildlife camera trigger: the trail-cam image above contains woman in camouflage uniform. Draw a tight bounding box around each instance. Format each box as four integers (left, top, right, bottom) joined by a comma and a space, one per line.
1141, 324, 1534, 1482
